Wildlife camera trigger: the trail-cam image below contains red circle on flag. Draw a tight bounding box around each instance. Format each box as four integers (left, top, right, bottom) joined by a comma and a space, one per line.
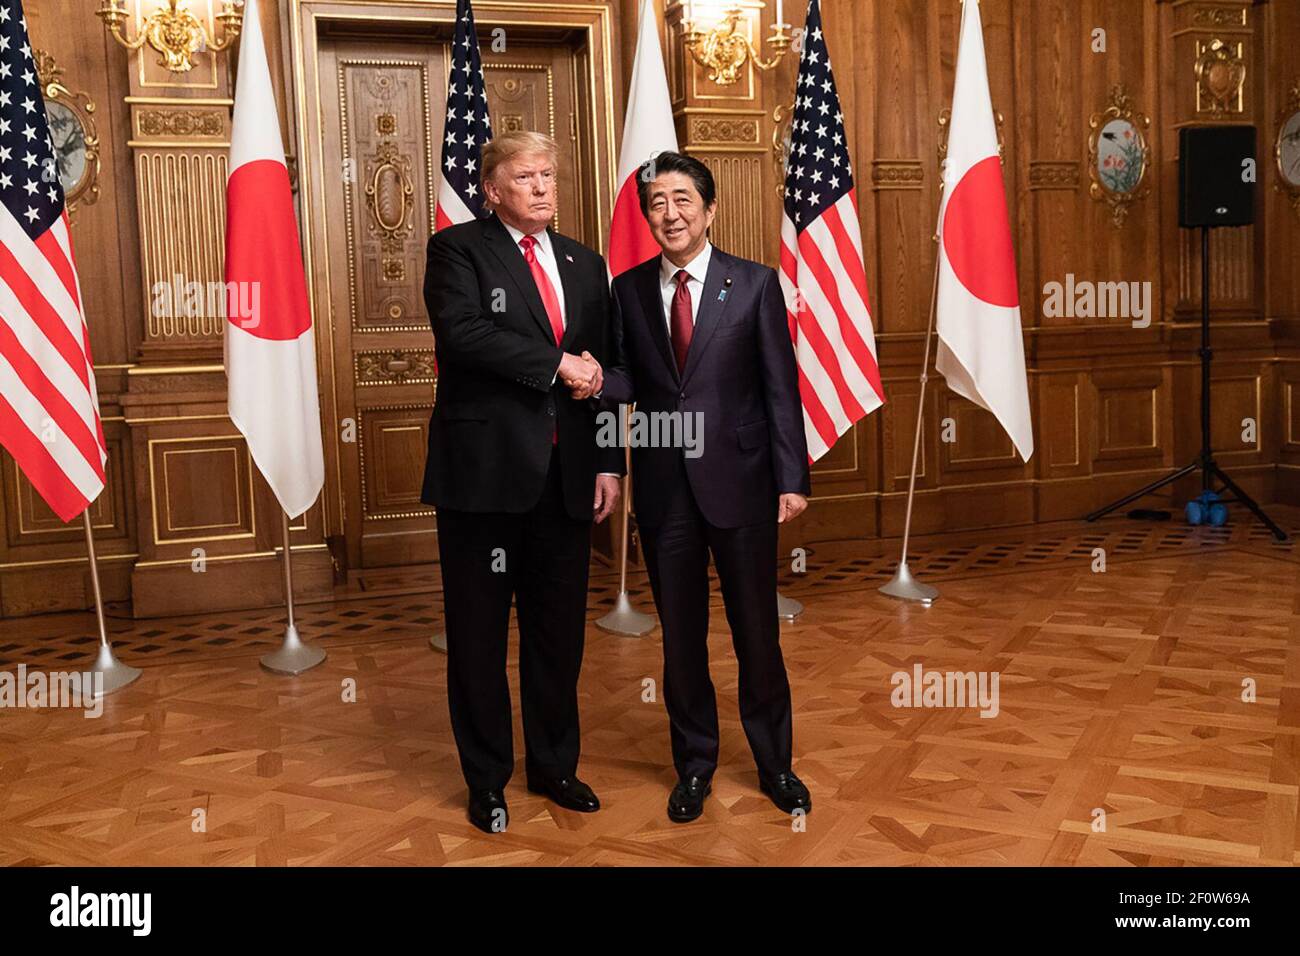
225, 160, 313, 340
942, 155, 1019, 308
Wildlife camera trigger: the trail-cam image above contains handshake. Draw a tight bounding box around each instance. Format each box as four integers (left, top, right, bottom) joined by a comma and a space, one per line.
558, 351, 603, 400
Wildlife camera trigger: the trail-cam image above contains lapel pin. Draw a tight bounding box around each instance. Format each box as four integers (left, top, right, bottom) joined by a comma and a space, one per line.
718, 278, 732, 302
565, 253, 574, 263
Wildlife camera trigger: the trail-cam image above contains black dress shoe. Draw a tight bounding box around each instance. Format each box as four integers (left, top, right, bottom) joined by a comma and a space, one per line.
526, 774, 600, 812
759, 771, 811, 814
667, 775, 712, 823
468, 789, 509, 834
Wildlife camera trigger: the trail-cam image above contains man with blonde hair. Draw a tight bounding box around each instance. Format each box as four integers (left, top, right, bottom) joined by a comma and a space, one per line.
422, 130, 622, 833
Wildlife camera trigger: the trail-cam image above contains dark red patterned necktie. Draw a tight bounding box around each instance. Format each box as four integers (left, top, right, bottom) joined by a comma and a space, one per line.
670, 269, 693, 374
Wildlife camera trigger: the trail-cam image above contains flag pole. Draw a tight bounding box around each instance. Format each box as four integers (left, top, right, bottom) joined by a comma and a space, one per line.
260, 509, 327, 674
879, 230, 942, 605
83, 511, 141, 696
597, 409, 656, 636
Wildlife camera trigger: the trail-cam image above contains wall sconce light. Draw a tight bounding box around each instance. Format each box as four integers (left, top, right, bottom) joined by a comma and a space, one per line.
96, 0, 244, 74
682, 1, 793, 86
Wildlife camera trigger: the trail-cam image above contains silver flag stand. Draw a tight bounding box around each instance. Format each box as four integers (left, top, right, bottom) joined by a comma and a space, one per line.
261, 510, 326, 674
776, 592, 803, 621
83, 511, 141, 697
879, 236, 942, 606
597, 437, 656, 636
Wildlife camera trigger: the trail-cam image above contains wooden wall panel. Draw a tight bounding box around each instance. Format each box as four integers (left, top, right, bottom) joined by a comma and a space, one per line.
776, 0, 1291, 538
3, 0, 1295, 617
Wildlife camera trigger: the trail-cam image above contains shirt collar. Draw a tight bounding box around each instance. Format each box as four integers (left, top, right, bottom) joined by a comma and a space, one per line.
660, 241, 712, 288
501, 218, 552, 256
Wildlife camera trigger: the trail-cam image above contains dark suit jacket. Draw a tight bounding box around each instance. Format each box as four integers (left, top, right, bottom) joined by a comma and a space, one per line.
602, 245, 810, 529
420, 214, 622, 520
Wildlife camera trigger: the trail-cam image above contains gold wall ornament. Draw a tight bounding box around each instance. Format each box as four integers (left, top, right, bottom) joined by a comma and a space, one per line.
1087, 85, 1151, 229
97, 0, 243, 74
363, 141, 415, 252
1194, 38, 1246, 116
355, 349, 437, 387
682, 3, 792, 87
34, 50, 101, 220
772, 99, 794, 199
1275, 80, 1300, 220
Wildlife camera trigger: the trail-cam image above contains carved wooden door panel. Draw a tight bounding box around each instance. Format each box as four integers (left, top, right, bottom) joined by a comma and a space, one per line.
317, 36, 590, 570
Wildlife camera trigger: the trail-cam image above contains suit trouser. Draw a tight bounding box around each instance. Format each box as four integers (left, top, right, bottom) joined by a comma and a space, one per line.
436, 448, 592, 792
639, 460, 793, 781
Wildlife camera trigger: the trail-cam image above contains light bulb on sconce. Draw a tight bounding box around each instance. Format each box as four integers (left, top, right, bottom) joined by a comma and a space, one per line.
681, 1, 793, 87
96, 0, 244, 74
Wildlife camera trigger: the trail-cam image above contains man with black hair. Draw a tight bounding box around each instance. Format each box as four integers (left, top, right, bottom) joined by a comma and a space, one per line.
602, 151, 813, 823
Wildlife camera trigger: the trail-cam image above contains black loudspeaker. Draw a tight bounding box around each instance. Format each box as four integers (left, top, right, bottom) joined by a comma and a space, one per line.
1178, 125, 1257, 228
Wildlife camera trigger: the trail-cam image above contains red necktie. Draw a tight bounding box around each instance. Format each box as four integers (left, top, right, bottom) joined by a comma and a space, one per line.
670, 269, 693, 375
520, 235, 565, 346
520, 234, 563, 445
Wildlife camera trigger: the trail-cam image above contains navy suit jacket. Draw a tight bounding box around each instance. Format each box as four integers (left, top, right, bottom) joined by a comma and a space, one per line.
602, 245, 810, 529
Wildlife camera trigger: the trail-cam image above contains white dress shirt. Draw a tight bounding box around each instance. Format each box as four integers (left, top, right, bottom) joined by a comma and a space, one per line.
659, 241, 712, 328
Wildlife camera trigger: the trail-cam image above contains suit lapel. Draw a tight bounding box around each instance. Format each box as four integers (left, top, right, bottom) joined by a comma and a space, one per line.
481, 214, 556, 343
550, 228, 582, 350
680, 246, 732, 387
637, 259, 680, 384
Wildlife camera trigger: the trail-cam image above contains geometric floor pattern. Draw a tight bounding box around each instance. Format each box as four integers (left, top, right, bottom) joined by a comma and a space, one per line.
1, 510, 1297, 866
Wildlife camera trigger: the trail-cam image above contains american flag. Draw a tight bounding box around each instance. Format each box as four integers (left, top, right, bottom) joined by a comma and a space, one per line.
433, 0, 492, 230
778, 0, 884, 462
0, 0, 106, 522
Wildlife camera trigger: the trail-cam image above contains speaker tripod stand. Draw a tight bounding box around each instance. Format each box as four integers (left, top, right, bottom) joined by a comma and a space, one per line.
1086, 227, 1287, 541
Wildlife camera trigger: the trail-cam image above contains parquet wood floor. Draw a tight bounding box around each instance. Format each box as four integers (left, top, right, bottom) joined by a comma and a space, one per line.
1, 511, 1298, 866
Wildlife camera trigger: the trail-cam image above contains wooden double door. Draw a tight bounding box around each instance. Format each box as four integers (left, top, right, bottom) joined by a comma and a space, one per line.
312, 25, 609, 570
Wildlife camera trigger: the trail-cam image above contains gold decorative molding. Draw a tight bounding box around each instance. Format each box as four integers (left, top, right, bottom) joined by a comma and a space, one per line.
1190, 5, 1247, 29
137, 108, 226, 139
690, 117, 761, 147
355, 349, 437, 387
35, 50, 101, 221
1029, 161, 1080, 191
772, 100, 793, 198
1088, 85, 1151, 229
137, 151, 230, 341
871, 161, 925, 191
1195, 38, 1246, 116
